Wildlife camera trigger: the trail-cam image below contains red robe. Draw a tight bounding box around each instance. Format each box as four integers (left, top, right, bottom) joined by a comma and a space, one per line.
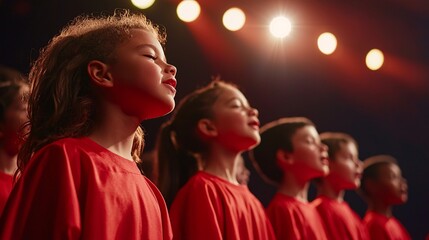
169, 171, 275, 240
0, 137, 172, 239
0, 171, 13, 216
312, 195, 369, 240
266, 193, 328, 240
363, 211, 411, 240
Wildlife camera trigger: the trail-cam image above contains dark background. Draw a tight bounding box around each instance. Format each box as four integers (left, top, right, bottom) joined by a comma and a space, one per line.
1, 0, 428, 238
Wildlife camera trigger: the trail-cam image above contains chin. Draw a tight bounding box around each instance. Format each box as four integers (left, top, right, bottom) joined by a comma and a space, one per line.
142, 103, 175, 120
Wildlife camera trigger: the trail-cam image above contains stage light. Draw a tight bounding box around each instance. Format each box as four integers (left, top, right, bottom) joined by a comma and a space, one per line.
177, 0, 201, 23
222, 7, 246, 31
366, 49, 384, 70
269, 16, 292, 38
131, 0, 155, 9
317, 32, 337, 55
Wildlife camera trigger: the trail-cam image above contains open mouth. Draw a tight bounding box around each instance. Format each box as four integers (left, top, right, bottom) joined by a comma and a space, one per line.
248, 120, 260, 130
163, 79, 177, 88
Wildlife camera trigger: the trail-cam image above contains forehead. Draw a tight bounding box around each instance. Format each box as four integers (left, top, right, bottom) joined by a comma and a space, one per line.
293, 125, 318, 140
117, 29, 163, 51
378, 162, 401, 175
338, 141, 357, 153
215, 86, 247, 104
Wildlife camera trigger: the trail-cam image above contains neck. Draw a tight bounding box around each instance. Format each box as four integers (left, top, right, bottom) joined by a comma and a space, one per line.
368, 200, 393, 217
316, 180, 345, 201
0, 148, 18, 175
277, 172, 311, 202
89, 101, 141, 161
202, 146, 241, 185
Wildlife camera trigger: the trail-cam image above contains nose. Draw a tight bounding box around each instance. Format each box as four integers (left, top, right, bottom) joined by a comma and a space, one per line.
249, 107, 258, 117
320, 143, 328, 152
356, 160, 363, 171
164, 64, 177, 76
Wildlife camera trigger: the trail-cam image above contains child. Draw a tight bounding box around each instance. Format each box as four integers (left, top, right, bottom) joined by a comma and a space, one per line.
312, 132, 368, 240
0, 65, 29, 215
156, 80, 275, 240
360, 155, 411, 240
249, 117, 329, 240
0, 10, 177, 239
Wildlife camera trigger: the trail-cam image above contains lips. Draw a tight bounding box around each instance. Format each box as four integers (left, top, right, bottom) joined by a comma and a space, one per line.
248, 120, 260, 129
163, 79, 177, 88
320, 156, 329, 165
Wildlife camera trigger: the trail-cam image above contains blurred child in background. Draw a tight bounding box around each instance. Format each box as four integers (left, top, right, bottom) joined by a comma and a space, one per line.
312, 132, 368, 240
249, 117, 329, 240
0, 65, 28, 215
360, 155, 411, 240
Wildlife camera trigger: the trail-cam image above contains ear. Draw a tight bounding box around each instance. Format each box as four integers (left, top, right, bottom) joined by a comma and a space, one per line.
276, 148, 294, 168
87, 60, 114, 87
197, 119, 218, 137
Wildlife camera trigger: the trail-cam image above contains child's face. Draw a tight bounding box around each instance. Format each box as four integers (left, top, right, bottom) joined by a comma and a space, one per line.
106, 28, 177, 120
207, 86, 260, 152
289, 125, 329, 180
375, 163, 408, 205
0, 85, 29, 156
326, 141, 362, 190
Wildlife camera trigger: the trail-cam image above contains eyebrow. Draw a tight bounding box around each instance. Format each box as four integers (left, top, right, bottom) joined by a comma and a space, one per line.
225, 97, 249, 106
135, 44, 167, 62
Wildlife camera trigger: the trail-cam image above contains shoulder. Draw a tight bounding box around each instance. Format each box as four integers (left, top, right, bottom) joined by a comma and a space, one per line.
35, 137, 90, 156
184, 172, 220, 191
25, 137, 94, 172
267, 194, 299, 213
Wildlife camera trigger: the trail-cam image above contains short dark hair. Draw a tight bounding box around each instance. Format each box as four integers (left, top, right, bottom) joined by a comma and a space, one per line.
360, 154, 398, 195
320, 132, 358, 160
249, 117, 314, 185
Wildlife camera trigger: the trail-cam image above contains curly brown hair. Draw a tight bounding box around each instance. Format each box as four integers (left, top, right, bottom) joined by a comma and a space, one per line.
18, 9, 166, 173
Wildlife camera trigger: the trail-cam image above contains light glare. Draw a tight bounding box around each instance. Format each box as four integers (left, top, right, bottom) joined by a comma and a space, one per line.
366, 49, 384, 70
131, 0, 155, 9
269, 16, 292, 38
177, 0, 201, 22
317, 32, 337, 55
223, 8, 246, 31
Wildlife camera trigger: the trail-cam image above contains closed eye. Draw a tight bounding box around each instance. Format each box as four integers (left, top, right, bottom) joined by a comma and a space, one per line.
144, 54, 157, 60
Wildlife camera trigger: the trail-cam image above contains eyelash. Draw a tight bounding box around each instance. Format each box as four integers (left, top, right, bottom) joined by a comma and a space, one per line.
144, 54, 157, 60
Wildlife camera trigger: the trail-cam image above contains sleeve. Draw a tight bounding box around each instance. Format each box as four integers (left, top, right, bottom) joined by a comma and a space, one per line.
169, 180, 224, 240
0, 143, 82, 239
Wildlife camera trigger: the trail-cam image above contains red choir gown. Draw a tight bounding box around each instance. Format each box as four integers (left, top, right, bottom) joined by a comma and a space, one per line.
0, 171, 13, 216
266, 193, 328, 240
312, 195, 369, 240
169, 171, 275, 240
363, 210, 411, 240
0, 137, 172, 239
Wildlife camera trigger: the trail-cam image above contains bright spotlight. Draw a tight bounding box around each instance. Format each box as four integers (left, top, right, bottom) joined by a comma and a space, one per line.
131, 0, 155, 9
269, 16, 292, 38
317, 32, 337, 55
223, 7, 246, 31
177, 0, 201, 23
366, 49, 384, 71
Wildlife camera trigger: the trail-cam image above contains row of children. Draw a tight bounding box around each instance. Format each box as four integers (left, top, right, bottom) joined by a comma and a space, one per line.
0, 10, 411, 239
